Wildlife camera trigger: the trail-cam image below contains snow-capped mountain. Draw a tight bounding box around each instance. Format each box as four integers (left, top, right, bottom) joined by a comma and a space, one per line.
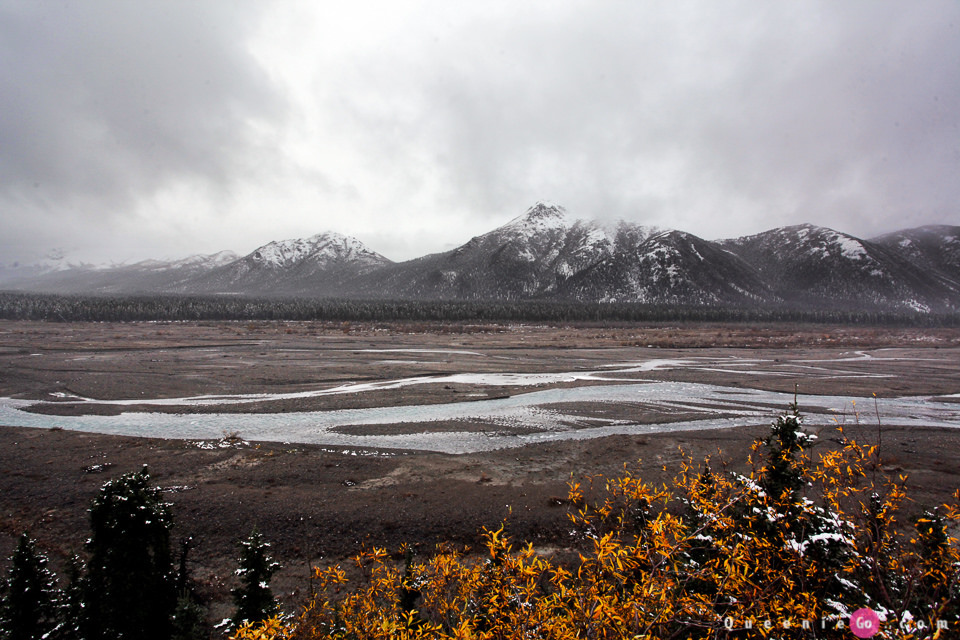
186, 232, 392, 295
3, 204, 958, 311
719, 224, 955, 311
561, 230, 773, 305
0, 249, 81, 286
352, 202, 660, 300
871, 226, 960, 294
247, 233, 384, 270
164, 250, 239, 271
0, 250, 240, 294
358, 212, 957, 309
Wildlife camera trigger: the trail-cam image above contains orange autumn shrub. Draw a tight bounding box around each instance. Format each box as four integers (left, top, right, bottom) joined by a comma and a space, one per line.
232, 404, 960, 640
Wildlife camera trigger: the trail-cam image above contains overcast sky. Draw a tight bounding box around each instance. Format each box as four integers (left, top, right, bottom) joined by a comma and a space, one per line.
1, 1, 958, 265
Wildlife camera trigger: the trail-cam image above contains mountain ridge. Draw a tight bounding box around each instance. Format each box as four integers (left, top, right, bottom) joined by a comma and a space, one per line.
2, 204, 958, 312
183, 231, 392, 296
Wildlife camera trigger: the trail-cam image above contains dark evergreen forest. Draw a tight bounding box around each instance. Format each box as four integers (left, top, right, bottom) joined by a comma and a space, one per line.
0, 292, 956, 326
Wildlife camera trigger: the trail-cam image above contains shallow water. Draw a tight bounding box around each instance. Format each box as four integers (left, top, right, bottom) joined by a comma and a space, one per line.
1, 379, 958, 454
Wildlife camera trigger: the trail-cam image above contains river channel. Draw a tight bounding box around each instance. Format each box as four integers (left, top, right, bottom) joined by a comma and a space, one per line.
2, 354, 958, 453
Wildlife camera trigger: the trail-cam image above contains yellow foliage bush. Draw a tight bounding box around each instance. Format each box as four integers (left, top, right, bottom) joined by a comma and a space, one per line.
232, 405, 959, 639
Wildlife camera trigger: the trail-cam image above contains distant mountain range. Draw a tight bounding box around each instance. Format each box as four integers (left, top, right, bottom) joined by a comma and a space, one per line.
2, 203, 959, 312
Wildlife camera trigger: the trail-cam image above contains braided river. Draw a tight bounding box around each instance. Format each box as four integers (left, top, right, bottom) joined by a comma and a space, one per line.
2, 353, 958, 453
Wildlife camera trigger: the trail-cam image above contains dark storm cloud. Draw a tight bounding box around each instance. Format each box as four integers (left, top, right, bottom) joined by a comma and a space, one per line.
0, 1, 284, 259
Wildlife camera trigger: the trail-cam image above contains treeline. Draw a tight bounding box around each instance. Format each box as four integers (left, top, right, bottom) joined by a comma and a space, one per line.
0, 292, 956, 326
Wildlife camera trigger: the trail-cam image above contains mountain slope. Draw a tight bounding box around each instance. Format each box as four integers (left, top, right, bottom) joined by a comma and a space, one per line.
720, 224, 955, 310
186, 232, 392, 295
561, 230, 773, 304
352, 203, 646, 300
871, 225, 960, 294
0, 251, 239, 294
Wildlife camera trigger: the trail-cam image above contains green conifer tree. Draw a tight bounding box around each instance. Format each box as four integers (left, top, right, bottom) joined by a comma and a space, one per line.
49, 554, 85, 640
230, 528, 280, 630
0, 533, 59, 640
761, 399, 810, 501
83, 466, 176, 640
170, 591, 208, 640
170, 536, 208, 640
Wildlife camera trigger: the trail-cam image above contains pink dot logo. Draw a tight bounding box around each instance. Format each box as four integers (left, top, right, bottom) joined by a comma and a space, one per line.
850, 608, 880, 638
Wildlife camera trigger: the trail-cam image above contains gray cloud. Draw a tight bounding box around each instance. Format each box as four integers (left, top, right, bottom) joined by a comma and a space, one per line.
0, 1, 284, 260
360, 1, 960, 237
1, 1, 957, 265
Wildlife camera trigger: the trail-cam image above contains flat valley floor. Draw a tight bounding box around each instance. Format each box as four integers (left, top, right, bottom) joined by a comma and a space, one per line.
1, 320, 959, 619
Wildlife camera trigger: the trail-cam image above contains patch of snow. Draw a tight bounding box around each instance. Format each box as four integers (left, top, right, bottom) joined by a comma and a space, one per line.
689, 242, 703, 261
440, 270, 457, 285
834, 234, 867, 260
249, 232, 384, 269
169, 250, 238, 269
502, 202, 571, 235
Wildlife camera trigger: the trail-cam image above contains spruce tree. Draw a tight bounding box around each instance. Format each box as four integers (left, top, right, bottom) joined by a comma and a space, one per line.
83, 466, 176, 640
230, 528, 280, 629
50, 555, 86, 640
0, 533, 59, 640
761, 399, 811, 501
170, 591, 208, 640
170, 536, 207, 640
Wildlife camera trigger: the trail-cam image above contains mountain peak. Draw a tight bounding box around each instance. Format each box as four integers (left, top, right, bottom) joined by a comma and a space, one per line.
249, 232, 389, 270
500, 202, 571, 235
168, 250, 239, 269
525, 201, 566, 218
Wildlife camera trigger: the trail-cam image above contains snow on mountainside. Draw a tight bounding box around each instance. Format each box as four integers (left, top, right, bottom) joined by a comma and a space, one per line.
3, 204, 958, 310
562, 230, 772, 305
112, 251, 241, 275
166, 250, 239, 270
0, 250, 241, 293
719, 224, 956, 310
476, 203, 631, 292
187, 231, 392, 295
496, 201, 575, 238
0, 248, 102, 286
351, 202, 658, 300
247, 233, 386, 270
871, 226, 960, 293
